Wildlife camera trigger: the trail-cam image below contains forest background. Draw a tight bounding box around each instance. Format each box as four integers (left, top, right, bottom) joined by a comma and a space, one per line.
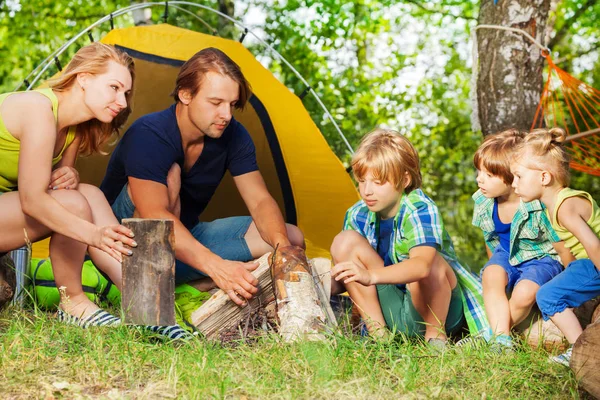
1, 0, 599, 270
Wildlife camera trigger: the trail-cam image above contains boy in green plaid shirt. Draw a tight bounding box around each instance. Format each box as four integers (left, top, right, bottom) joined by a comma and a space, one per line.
330, 129, 488, 346
470, 129, 565, 351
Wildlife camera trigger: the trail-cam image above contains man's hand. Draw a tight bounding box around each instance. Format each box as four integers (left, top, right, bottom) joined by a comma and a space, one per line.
209, 260, 259, 306
49, 166, 80, 190
331, 261, 373, 286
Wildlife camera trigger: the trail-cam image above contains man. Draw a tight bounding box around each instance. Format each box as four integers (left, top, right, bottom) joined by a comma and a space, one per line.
101, 48, 304, 306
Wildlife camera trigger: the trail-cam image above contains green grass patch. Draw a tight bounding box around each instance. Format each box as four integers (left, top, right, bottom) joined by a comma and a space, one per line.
0, 306, 583, 399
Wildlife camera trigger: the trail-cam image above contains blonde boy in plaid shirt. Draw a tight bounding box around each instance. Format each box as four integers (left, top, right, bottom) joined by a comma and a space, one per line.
331, 129, 488, 346
471, 129, 564, 351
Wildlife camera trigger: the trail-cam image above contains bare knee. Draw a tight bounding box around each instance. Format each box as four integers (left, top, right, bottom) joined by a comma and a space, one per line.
285, 224, 305, 248
50, 189, 92, 220
482, 265, 508, 291
330, 230, 365, 260
511, 282, 538, 308
77, 183, 105, 201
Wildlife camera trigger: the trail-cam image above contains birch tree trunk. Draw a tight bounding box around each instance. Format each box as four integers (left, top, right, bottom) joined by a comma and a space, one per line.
475, 0, 552, 135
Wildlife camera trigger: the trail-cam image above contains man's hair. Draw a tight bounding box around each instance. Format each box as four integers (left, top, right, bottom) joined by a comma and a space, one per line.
473, 129, 525, 185
171, 47, 251, 109
352, 128, 422, 193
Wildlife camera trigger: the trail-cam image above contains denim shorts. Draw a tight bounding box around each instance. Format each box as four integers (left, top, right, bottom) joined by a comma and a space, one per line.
481, 246, 563, 290
537, 259, 600, 320
111, 184, 253, 284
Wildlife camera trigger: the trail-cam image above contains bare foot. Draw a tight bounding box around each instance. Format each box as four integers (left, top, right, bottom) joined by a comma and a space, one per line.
58, 289, 100, 319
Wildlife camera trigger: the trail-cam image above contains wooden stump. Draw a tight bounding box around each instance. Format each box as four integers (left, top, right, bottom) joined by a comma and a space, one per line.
270, 246, 336, 342
191, 253, 276, 340
121, 219, 175, 326
522, 316, 567, 351
574, 297, 600, 328
0, 253, 16, 308
572, 321, 600, 398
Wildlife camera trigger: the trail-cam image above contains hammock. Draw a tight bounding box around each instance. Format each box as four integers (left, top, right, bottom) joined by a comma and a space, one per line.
532, 52, 600, 177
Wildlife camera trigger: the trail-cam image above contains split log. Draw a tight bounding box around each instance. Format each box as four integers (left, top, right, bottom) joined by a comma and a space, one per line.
271, 246, 336, 342
0, 253, 15, 308
121, 219, 175, 326
191, 253, 276, 340
572, 321, 600, 398
574, 297, 600, 328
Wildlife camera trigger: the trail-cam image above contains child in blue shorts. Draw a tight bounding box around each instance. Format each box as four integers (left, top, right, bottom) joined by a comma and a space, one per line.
330, 128, 488, 345
472, 129, 563, 351
512, 127, 600, 366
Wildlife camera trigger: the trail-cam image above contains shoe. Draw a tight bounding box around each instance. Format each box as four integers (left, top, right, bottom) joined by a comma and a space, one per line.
57, 308, 121, 328
145, 324, 195, 341
456, 335, 487, 350
427, 337, 448, 353
550, 346, 573, 367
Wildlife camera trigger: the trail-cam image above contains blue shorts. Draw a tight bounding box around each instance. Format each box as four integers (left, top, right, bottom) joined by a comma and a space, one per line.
537, 259, 600, 320
481, 246, 563, 290
111, 184, 253, 284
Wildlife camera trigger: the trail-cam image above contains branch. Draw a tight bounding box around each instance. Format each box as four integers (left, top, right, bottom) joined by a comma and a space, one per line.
548, 0, 598, 48
401, 0, 476, 21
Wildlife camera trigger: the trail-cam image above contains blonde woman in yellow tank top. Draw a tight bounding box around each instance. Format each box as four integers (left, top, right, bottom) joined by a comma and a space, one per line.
0, 43, 137, 327
511, 127, 600, 366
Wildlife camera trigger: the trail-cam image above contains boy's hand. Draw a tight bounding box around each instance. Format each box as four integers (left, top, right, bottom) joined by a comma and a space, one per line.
331, 261, 373, 286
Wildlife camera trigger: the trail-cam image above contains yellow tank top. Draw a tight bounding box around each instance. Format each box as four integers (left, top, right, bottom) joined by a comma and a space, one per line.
549, 187, 600, 259
0, 88, 76, 193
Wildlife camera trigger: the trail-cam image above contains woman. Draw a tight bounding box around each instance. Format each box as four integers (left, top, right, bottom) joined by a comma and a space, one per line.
0, 43, 137, 327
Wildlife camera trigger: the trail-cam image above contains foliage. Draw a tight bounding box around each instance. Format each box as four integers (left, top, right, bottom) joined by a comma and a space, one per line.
0, 0, 599, 268
0, 306, 582, 398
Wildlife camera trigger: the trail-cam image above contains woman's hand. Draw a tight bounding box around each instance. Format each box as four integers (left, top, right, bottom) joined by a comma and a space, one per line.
49, 166, 80, 190
331, 261, 373, 286
92, 225, 137, 262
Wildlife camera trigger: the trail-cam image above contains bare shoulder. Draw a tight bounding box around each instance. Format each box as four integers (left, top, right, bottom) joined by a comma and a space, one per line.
1, 92, 55, 139
557, 195, 592, 227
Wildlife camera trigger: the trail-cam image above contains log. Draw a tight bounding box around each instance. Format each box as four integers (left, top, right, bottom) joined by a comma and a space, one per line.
121, 219, 175, 326
574, 297, 600, 328
572, 321, 600, 398
0, 253, 15, 308
190, 253, 276, 340
270, 246, 336, 342
521, 316, 567, 352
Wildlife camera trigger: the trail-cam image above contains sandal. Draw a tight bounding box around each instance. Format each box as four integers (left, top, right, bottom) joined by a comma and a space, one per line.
57, 308, 121, 328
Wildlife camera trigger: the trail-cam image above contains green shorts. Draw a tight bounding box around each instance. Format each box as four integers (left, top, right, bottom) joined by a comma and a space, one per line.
377, 283, 465, 337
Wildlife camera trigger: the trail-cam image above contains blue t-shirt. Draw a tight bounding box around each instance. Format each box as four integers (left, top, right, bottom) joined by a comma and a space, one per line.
100, 104, 259, 229
492, 199, 511, 251
377, 217, 394, 266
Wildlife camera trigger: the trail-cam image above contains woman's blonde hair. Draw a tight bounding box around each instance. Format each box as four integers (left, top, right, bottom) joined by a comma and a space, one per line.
473, 128, 525, 185
48, 42, 135, 156
514, 127, 571, 186
352, 128, 422, 193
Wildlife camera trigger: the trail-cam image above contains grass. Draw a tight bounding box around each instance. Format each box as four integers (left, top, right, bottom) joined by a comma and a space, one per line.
0, 306, 585, 399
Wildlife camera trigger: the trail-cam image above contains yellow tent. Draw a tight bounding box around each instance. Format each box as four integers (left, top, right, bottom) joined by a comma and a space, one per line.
33, 23, 358, 260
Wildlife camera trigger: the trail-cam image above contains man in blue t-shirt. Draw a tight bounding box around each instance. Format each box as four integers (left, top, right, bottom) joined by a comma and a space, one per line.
101, 48, 304, 306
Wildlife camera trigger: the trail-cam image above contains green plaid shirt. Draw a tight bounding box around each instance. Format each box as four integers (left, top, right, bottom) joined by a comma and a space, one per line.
471, 189, 560, 265
343, 189, 489, 335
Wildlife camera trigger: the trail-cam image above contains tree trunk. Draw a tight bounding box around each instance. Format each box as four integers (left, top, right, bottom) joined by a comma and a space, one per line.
572, 320, 600, 398
475, 0, 551, 135
121, 219, 176, 326
270, 246, 336, 342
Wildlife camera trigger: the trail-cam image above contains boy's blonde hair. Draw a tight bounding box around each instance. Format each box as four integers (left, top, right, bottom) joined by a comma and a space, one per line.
473, 129, 525, 185
352, 128, 422, 193
514, 127, 571, 186
48, 43, 135, 156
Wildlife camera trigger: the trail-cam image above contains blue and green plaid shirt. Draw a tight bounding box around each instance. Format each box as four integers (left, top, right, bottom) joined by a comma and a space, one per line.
471, 189, 560, 265
343, 189, 489, 335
